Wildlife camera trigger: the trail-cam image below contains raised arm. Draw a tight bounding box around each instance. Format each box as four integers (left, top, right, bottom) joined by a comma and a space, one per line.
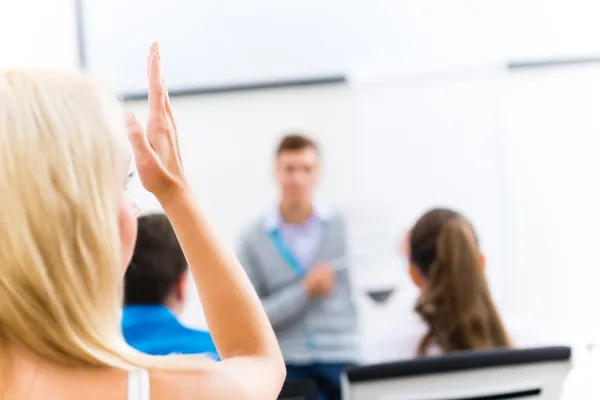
127, 43, 285, 400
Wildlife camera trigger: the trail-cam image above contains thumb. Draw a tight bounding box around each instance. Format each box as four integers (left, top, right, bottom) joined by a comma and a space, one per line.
126, 112, 154, 159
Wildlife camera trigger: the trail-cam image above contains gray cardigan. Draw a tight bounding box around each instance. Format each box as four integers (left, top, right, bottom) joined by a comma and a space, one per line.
237, 213, 358, 364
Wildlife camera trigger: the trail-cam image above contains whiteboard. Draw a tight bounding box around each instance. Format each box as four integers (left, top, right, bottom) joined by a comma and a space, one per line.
506, 0, 600, 62
81, 0, 600, 95
350, 0, 600, 69
81, 0, 354, 94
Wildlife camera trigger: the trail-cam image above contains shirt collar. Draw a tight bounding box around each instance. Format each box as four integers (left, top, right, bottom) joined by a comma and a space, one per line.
263, 201, 332, 232
122, 305, 177, 328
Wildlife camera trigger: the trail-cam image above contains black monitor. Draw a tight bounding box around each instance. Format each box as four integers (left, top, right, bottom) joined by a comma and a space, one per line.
278, 380, 318, 400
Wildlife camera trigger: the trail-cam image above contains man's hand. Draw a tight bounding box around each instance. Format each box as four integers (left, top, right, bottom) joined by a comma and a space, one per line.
303, 263, 335, 298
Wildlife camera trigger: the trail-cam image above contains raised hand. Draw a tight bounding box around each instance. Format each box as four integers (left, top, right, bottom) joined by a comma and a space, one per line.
127, 42, 186, 202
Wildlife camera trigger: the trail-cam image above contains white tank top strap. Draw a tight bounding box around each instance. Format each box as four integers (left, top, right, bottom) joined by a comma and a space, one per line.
127, 368, 150, 400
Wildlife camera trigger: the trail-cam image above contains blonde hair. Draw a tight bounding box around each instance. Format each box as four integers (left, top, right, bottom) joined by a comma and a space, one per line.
0, 70, 208, 372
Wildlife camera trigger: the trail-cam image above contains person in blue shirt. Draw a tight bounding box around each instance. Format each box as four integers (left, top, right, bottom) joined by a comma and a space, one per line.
122, 213, 219, 359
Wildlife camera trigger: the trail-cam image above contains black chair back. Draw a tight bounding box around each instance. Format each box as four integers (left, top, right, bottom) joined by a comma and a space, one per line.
278, 379, 318, 400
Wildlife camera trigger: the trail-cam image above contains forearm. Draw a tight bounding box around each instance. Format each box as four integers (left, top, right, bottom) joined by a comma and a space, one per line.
160, 187, 281, 361
262, 281, 310, 328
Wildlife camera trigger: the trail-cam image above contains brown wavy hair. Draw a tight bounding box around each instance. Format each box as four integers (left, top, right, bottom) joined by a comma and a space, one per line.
409, 208, 511, 356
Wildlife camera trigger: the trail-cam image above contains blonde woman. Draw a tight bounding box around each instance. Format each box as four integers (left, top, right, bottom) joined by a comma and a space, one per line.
0, 43, 285, 399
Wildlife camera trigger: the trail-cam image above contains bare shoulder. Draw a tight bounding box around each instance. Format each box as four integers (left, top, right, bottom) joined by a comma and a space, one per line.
149, 357, 285, 400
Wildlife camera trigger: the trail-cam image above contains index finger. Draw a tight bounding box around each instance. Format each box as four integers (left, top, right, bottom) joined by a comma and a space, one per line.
147, 42, 166, 115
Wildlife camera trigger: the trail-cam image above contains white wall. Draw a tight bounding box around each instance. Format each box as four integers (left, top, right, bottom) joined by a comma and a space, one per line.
0, 0, 77, 69
504, 65, 600, 342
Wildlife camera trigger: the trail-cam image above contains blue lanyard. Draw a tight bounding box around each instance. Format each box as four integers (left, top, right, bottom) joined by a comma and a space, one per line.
268, 229, 306, 277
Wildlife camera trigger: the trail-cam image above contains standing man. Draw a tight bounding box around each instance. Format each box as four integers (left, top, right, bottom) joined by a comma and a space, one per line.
238, 134, 358, 400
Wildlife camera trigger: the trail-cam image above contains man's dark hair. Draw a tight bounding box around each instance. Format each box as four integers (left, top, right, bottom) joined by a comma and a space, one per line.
275, 133, 318, 157
124, 213, 187, 306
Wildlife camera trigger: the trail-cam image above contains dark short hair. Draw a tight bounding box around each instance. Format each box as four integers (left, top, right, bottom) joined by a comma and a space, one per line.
124, 213, 187, 306
275, 133, 318, 157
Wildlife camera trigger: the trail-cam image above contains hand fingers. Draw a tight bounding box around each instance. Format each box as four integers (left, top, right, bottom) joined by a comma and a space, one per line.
126, 112, 154, 159
164, 89, 183, 163
315, 269, 334, 282
147, 43, 166, 118
165, 89, 176, 131
146, 44, 152, 76
320, 263, 335, 273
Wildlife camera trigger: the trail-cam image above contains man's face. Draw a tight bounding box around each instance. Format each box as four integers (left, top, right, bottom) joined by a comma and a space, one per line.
275, 148, 320, 205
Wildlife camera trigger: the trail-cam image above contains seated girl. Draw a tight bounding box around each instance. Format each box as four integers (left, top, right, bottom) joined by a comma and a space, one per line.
370, 208, 539, 362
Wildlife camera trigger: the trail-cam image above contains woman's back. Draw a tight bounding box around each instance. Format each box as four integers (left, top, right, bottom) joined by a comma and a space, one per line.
7, 346, 131, 400
365, 306, 547, 363
6, 346, 220, 400
0, 43, 285, 399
